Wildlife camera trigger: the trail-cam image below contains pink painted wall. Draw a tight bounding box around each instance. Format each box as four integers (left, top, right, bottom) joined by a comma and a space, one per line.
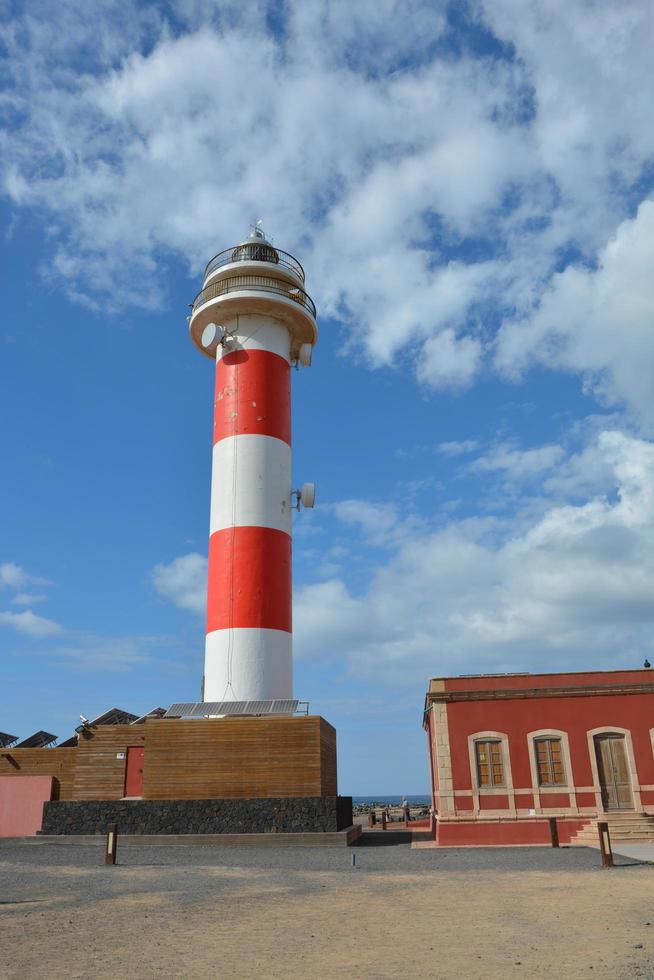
0, 775, 53, 837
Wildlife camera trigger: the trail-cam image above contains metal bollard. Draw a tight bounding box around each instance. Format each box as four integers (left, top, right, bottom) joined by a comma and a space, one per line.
430, 812, 437, 841
105, 823, 118, 865
597, 821, 613, 868
548, 817, 559, 848
351, 853, 356, 868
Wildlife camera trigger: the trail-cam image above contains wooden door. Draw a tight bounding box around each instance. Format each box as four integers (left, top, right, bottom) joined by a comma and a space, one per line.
124, 747, 144, 798
594, 735, 633, 810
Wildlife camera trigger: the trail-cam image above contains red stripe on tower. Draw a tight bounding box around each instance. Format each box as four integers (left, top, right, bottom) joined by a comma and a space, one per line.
206, 526, 292, 633
214, 349, 291, 446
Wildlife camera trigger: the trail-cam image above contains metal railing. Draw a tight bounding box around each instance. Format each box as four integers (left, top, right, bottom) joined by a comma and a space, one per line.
191, 274, 316, 319
204, 244, 305, 283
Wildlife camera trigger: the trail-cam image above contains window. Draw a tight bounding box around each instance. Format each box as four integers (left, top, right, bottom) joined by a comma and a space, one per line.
534, 737, 566, 786
475, 740, 505, 787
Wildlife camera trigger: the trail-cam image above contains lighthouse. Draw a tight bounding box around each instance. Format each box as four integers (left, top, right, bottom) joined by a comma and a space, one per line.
189, 227, 317, 703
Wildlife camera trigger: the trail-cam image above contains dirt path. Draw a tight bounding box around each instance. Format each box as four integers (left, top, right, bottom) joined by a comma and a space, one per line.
1, 862, 653, 978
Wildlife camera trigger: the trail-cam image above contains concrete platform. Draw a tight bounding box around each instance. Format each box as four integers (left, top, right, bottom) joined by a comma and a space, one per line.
14, 824, 362, 848
601, 842, 654, 863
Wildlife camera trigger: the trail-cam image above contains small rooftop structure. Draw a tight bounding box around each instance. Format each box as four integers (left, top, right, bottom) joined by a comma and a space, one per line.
0, 732, 19, 749
15, 731, 58, 748
132, 707, 167, 724
75, 706, 139, 733
231, 225, 280, 266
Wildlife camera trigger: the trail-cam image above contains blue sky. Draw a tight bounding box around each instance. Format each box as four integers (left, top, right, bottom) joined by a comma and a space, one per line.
1, 0, 654, 794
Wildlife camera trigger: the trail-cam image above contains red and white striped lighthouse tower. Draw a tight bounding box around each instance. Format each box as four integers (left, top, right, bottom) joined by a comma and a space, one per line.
189, 228, 317, 703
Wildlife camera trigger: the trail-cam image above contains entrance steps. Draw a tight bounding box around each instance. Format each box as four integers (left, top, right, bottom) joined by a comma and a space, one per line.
570, 812, 654, 845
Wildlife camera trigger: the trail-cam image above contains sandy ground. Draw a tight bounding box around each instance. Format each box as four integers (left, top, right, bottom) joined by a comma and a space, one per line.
1, 844, 653, 979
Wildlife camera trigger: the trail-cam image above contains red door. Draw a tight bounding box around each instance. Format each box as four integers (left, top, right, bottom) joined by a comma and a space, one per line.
124, 747, 144, 797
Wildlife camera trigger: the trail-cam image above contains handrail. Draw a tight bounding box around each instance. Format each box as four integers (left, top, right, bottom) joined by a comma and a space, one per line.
204, 245, 305, 283
191, 274, 316, 319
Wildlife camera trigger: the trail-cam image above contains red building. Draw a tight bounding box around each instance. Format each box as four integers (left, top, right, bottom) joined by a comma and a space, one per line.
423, 668, 654, 846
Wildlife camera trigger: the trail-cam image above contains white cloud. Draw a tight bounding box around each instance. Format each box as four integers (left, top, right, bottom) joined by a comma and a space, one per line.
150, 425, 654, 687
55, 634, 159, 670
437, 440, 479, 456
0, 609, 64, 638
496, 201, 654, 426
151, 552, 207, 613
10, 593, 47, 606
469, 442, 565, 481
0, 561, 50, 592
294, 429, 654, 682
1, 1, 653, 412
0, 563, 30, 589
416, 328, 484, 390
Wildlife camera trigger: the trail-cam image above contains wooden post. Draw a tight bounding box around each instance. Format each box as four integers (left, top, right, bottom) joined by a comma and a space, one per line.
548, 817, 559, 848
105, 823, 118, 865
368, 811, 376, 828
597, 821, 613, 868
381, 811, 387, 830
431, 812, 437, 841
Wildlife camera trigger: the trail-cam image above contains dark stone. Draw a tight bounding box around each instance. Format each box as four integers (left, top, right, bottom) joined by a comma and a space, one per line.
40, 796, 353, 836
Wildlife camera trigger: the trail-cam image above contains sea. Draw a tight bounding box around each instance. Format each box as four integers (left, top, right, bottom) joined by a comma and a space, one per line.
353, 795, 430, 806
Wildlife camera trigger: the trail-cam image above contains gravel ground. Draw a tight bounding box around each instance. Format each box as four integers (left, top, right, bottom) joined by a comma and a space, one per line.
1, 838, 652, 979
0, 836, 620, 877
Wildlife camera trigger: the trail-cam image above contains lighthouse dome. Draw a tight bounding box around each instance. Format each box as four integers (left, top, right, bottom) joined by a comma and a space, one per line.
231, 226, 279, 266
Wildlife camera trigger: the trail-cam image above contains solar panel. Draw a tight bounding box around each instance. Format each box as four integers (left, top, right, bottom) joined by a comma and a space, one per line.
246, 700, 272, 714
58, 735, 78, 747
165, 702, 197, 717
90, 707, 138, 726
0, 732, 19, 748
16, 730, 58, 748
131, 707, 167, 724
164, 699, 300, 718
272, 699, 299, 713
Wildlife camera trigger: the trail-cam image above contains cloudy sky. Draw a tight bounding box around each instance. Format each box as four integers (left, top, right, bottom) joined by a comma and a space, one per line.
1, 0, 653, 793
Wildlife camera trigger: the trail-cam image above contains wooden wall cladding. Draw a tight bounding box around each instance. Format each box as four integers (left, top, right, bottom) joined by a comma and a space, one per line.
0, 716, 338, 804
142, 716, 337, 800
0, 748, 77, 800
319, 718, 338, 796
72, 727, 146, 801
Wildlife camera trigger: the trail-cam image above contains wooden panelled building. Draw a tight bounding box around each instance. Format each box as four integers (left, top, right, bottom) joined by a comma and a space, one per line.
0, 713, 340, 837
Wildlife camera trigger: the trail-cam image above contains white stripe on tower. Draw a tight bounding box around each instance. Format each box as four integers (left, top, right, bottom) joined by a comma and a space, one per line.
204, 315, 292, 702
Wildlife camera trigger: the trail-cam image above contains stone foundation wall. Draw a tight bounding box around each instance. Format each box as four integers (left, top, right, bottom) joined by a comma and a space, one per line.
41, 796, 353, 835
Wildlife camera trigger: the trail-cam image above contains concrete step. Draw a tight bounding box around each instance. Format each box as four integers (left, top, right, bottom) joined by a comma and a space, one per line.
577, 824, 654, 833
571, 814, 654, 845
5, 825, 363, 848
575, 833, 654, 842
593, 815, 654, 822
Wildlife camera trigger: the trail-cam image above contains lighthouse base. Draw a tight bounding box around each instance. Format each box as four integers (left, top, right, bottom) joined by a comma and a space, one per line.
2, 714, 349, 838
41, 795, 353, 836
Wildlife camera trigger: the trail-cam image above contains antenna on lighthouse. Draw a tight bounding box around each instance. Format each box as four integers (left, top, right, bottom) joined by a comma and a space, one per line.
250, 218, 266, 239
201, 323, 225, 353
295, 483, 316, 511
298, 343, 313, 367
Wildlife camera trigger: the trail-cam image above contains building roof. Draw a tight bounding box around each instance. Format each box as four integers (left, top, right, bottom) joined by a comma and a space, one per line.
423, 667, 654, 726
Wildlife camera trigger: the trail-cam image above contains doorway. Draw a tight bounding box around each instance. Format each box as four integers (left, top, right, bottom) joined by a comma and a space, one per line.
594, 734, 633, 810
124, 746, 144, 798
